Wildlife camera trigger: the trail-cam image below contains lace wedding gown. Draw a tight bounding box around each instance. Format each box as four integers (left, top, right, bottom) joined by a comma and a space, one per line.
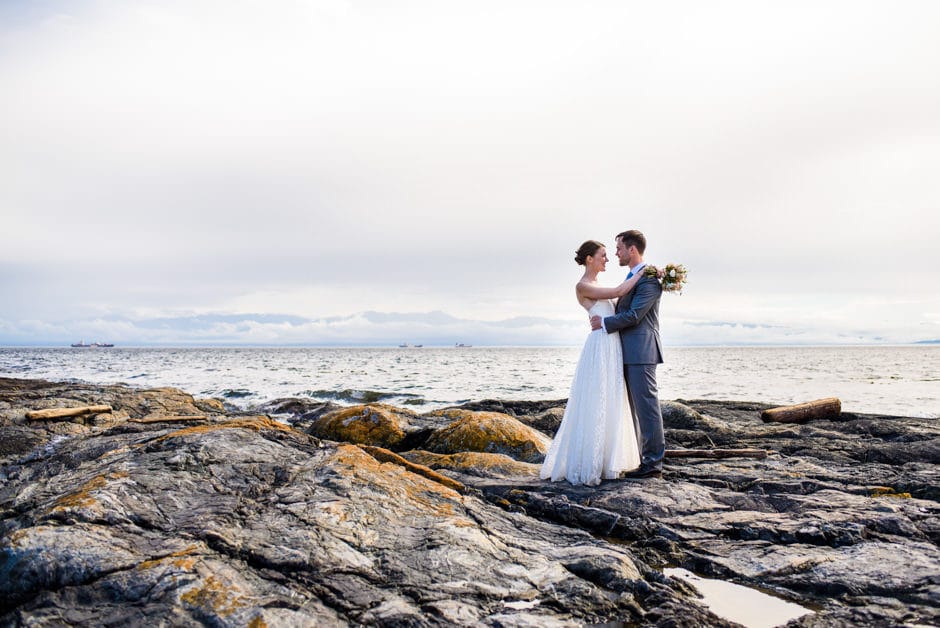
540, 299, 641, 486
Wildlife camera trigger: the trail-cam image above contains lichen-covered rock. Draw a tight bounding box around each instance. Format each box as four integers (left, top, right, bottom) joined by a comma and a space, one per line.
441, 401, 568, 439
4, 378, 938, 627
423, 409, 551, 463
0, 382, 730, 626
359, 445, 467, 493
403, 450, 541, 479
308, 403, 416, 448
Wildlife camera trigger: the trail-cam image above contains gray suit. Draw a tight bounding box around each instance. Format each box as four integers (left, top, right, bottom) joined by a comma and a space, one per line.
603, 272, 665, 471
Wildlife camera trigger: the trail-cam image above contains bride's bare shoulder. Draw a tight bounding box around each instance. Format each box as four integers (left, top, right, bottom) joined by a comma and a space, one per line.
576, 280, 597, 309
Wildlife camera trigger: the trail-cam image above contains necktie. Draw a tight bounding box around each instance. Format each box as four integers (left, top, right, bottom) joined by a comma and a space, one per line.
626, 271, 634, 280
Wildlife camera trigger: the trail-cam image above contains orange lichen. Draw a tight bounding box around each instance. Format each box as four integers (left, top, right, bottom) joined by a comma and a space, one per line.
180, 575, 246, 617
359, 445, 466, 493
247, 617, 268, 628
403, 450, 539, 477
54, 487, 101, 511
870, 488, 912, 499
422, 411, 550, 462
328, 444, 399, 476
52, 471, 128, 510
312, 405, 410, 448
144, 416, 294, 446
137, 546, 201, 571
326, 445, 468, 522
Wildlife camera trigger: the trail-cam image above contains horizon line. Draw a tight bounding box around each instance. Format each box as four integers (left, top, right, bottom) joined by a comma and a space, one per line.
1, 341, 937, 349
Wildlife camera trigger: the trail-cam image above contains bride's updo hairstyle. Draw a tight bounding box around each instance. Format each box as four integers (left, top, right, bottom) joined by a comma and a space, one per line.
575, 240, 604, 266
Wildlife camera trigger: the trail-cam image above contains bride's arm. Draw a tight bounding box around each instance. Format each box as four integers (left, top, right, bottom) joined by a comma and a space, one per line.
576, 272, 644, 300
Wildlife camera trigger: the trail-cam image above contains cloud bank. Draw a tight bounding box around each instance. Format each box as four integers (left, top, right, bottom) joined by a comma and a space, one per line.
1, 304, 935, 347
1, 1, 938, 345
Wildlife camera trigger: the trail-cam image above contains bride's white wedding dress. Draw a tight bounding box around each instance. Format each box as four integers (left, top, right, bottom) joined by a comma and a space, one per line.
540, 299, 641, 486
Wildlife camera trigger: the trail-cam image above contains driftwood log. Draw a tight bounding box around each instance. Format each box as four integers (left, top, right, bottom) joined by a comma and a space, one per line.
761, 397, 842, 423
666, 448, 769, 459
26, 405, 113, 421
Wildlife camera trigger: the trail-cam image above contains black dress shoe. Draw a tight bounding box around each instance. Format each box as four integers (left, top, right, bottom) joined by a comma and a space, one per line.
621, 467, 663, 479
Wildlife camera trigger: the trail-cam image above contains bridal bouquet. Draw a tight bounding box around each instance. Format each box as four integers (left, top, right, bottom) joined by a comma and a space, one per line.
645, 263, 688, 293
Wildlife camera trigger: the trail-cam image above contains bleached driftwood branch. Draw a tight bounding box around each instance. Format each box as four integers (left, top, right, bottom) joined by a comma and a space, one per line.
26, 405, 113, 421
761, 398, 841, 423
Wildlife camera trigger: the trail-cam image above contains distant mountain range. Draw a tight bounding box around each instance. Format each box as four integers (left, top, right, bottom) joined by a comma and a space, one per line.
0, 311, 935, 347
0, 311, 584, 347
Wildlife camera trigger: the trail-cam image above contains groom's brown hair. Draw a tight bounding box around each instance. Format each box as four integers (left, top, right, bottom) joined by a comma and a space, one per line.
616, 230, 646, 254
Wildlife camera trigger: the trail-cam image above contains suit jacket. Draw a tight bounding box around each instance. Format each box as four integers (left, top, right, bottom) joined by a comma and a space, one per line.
603, 274, 664, 365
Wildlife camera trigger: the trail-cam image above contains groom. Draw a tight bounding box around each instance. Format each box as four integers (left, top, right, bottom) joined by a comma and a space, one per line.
590, 229, 665, 479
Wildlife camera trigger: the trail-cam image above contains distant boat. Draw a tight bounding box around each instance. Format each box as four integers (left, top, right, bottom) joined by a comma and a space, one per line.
398, 343, 410, 348
70, 341, 114, 348
414, 344, 423, 348
455, 343, 472, 348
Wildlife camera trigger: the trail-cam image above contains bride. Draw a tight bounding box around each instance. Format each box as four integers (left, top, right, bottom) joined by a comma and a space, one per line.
540, 240, 644, 486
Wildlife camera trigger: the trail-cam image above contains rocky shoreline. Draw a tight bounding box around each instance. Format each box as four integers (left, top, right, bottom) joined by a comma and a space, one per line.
1, 376, 937, 626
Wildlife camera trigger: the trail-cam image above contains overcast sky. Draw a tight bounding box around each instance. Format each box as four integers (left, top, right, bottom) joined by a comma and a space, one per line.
2, 0, 938, 346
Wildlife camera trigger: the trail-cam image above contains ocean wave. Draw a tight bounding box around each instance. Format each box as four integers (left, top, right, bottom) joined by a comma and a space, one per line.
220, 388, 255, 398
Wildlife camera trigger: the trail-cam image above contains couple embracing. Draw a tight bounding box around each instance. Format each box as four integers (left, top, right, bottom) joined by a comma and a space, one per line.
540, 229, 665, 486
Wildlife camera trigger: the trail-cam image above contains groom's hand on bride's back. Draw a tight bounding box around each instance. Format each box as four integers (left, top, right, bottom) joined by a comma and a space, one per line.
590, 315, 603, 330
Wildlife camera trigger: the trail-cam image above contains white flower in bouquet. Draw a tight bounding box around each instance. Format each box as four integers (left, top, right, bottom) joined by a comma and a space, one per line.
645, 263, 688, 293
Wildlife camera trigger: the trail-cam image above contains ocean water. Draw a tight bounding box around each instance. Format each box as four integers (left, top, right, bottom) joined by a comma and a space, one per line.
0, 346, 937, 418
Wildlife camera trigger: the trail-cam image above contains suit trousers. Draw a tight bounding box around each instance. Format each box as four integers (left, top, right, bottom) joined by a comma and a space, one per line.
623, 364, 665, 470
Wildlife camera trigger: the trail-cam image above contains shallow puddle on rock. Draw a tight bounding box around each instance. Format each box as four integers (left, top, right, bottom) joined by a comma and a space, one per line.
664, 568, 814, 628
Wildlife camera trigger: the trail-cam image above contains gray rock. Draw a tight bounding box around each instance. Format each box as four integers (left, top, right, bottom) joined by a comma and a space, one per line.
4, 379, 937, 626
446, 398, 940, 626
1, 379, 731, 626
250, 396, 332, 417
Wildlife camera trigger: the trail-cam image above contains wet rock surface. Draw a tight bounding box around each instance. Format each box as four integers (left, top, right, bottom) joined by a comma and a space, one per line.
2, 377, 938, 626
